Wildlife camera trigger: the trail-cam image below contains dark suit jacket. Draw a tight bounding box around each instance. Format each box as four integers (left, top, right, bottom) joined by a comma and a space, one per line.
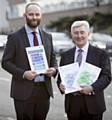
57, 44, 111, 114
2, 27, 57, 100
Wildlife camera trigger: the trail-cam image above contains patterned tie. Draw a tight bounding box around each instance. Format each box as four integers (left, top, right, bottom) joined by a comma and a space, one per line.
76, 49, 83, 66
32, 32, 38, 46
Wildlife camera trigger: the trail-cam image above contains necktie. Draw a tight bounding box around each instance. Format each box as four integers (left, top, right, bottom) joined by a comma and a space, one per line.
32, 32, 38, 46
76, 49, 83, 66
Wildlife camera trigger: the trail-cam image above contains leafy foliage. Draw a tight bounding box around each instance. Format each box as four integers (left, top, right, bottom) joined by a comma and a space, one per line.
46, 12, 112, 36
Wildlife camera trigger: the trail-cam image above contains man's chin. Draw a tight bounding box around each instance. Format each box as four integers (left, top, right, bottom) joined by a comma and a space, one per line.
31, 26, 38, 28
28, 22, 40, 28
28, 25, 39, 29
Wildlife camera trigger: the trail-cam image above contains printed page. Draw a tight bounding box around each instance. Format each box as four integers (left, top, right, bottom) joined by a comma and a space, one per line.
26, 45, 48, 74
58, 63, 81, 94
73, 62, 101, 87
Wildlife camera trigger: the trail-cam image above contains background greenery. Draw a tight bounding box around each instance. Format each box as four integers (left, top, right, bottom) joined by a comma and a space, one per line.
46, 12, 112, 36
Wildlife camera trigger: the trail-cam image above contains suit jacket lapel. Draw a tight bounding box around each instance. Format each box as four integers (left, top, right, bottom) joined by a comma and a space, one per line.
69, 47, 76, 63
64, 47, 75, 65
39, 29, 51, 63
39, 29, 45, 46
86, 44, 95, 64
39, 29, 48, 52
72, 45, 95, 64
20, 27, 30, 48
68, 45, 94, 64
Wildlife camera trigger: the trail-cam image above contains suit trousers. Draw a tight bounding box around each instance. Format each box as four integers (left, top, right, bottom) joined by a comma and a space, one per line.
66, 94, 103, 120
14, 82, 50, 120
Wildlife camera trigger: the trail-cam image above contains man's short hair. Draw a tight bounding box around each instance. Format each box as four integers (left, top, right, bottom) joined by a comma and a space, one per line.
25, 2, 41, 12
71, 20, 90, 32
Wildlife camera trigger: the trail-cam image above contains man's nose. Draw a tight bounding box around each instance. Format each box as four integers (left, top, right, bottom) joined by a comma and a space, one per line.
77, 33, 82, 37
33, 15, 37, 19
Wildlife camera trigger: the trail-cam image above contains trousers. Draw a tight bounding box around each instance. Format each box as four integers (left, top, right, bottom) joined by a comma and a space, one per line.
14, 82, 50, 120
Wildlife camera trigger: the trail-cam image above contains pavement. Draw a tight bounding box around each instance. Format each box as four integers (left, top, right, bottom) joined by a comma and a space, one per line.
0, 50, 112, 120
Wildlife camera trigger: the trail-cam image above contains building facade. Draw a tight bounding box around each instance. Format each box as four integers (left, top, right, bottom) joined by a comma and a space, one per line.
0, 0, 112, 33
0, 0, 9, 33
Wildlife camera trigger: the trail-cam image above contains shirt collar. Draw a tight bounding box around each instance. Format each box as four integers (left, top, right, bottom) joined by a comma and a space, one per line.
25, 24, 39, 34
76, 41, 89, 52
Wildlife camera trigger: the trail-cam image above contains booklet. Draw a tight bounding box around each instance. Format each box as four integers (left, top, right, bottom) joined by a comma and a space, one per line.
58, 62, 101, 94
58, 63, 81, 94
73, 62, 101, 86
26, 45, 49, 74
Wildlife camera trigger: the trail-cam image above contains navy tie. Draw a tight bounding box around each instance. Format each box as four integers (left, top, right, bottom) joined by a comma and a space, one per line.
76, 49, 83, 66
32, 32, 38, 46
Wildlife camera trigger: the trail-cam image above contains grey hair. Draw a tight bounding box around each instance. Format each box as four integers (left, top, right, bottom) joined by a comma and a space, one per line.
71, 20, 90, 32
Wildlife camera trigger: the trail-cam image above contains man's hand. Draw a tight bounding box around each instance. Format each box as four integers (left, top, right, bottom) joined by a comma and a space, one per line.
23, 70, 38, 80
80, 85, 94, 95
44, 67, 56, 77
59, 83, 65, 93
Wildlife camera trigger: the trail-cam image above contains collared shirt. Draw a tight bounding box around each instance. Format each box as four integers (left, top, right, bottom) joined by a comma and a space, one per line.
74, 41, 89, 66
25, 25, 45, 82
25, 25, 42, 46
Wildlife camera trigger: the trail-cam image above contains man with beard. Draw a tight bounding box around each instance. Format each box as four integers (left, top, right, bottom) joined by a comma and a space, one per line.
1, 2, 57, 120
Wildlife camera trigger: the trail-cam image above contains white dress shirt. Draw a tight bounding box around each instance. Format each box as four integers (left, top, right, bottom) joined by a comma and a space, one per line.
74, 41, 89, 66
25, 25, 45, 82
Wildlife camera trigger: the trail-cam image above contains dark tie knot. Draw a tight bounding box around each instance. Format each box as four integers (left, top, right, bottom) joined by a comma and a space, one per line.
78, 49, 83, 53
32, 31, 37, 36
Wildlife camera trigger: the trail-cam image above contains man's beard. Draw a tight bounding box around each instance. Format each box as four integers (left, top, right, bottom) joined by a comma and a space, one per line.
26, 19, 41, 28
